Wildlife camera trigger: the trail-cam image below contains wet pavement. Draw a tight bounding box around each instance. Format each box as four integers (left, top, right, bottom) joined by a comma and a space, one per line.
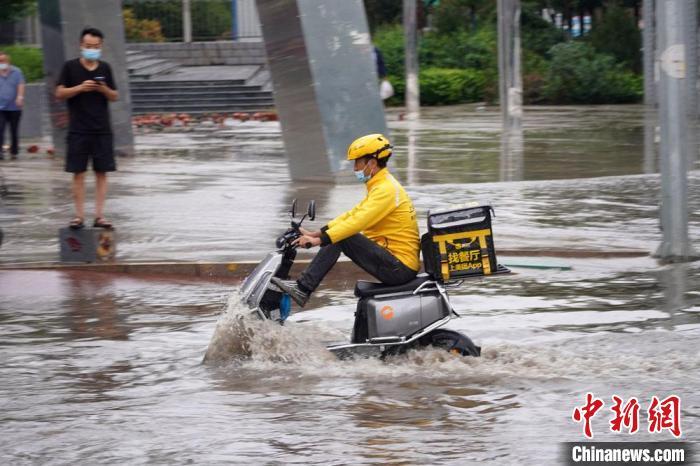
1, 104, 698, 263
1, 104, 699, 464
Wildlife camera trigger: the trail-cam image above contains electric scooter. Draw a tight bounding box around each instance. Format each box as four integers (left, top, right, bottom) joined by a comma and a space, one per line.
239, 200, 507, 359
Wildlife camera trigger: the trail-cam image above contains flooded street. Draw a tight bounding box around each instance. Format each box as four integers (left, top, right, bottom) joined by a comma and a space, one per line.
1, 260, 698, 464
1, 104, 699, 463
1, 105, 698, 263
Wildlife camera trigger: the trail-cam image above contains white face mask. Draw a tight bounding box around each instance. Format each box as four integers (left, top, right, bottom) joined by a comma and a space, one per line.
0, 64, 8, 71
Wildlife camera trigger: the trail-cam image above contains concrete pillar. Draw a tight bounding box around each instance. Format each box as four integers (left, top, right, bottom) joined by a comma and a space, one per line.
183, 0, 193, 43
654, 0, 698, 261
37, 0, 134, 157
19, 83, 47, 139
255, 0, 387, 181
403, 0, 420, 119
498, 0, 523, 134
499, 130, 524, 181
642, 0, 656, 107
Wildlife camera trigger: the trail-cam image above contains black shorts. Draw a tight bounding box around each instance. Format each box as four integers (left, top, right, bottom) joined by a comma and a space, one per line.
65, 132, 116, 173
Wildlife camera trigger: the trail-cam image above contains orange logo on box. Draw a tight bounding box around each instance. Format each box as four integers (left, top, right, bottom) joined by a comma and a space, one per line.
380, 305, 395, 320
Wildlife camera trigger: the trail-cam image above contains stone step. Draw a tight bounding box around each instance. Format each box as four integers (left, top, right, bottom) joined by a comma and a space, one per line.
132, 102, 274, 114
128, 58, 176, 72
129, 62, 180, 78
130, 90, 270, 100
133, 99, 273, 108
131, 79, 247, 88
133, 97, 274, 107
132, 98, 274, 107
126, 51, 181, 79
130, 85, 264, 95
126, 54, 160, 67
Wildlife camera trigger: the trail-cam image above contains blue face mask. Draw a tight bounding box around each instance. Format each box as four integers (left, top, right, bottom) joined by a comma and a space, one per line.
354, 165, 372, 183
81, 48, 101, 61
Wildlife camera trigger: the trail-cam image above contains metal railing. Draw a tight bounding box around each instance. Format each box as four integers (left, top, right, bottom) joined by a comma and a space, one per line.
122, 0, 262, 42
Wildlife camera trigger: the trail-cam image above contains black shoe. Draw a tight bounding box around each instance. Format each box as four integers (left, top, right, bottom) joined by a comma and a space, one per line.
270, 277, 310, 307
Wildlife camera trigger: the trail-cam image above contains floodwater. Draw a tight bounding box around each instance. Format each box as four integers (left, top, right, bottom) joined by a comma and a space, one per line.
1, 104, 700, 464
1, 259, 698, 464
1, 104, 698, 263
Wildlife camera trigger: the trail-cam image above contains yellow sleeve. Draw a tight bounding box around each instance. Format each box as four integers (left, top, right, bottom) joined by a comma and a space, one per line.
328, 210, 351, 229
325, 184, 396, 243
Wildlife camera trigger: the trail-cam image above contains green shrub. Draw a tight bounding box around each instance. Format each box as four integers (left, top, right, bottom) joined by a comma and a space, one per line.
420, 68, 486, 104
542, 42, 642, 104
374, 24, 497, 104
522, 49, 548, 103
0, 45, 43, 82
385, 68, 486, 105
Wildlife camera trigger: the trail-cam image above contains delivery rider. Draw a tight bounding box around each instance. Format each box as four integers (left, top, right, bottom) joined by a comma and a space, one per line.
272, 133, 420, 307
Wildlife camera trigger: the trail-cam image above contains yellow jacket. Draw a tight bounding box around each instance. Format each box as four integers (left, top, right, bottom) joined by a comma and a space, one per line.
321, 168, 420, 271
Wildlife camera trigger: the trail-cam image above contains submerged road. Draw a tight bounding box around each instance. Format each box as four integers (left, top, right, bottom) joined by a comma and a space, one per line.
0, 104, 699, 464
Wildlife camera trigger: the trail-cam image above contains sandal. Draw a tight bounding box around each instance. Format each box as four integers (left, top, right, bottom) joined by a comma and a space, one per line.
69, 217, 84, 230
93, 217, 114, 229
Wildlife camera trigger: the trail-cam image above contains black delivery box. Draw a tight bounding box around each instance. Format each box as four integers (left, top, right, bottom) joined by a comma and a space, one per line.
422, 203, 507, 282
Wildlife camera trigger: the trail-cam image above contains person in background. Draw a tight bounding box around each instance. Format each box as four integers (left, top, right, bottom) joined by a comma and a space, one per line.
0, 51, 25, 161
55, 27, 118, 230
373, 46, 394, 100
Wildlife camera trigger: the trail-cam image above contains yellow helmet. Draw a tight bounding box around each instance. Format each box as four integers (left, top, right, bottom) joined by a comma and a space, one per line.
347, 134, 392, 161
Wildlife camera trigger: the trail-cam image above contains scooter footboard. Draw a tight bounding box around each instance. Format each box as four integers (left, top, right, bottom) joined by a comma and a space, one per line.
352, 289, 451, 344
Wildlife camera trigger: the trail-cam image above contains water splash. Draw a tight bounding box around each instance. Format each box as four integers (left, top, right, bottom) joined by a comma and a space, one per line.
202, 291, 336, 365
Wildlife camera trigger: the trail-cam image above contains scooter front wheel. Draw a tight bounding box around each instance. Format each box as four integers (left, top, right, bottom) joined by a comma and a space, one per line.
418, 329, 481, 357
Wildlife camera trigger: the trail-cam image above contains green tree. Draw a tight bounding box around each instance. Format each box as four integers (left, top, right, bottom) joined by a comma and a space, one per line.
0, 0, 36, 23
589, 2, 641, 72
543, 42, 642, 103
364, 0, 403, 33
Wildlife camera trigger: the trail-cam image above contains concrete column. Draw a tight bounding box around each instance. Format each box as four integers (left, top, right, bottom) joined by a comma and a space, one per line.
183, 0, 193, 43
37, 0, 134, 157
642, 0, 656, 107
19, 83, 47, 139
403, 0, 420, 119
654, 0, 698, 261
498, 0, 523, 134
683, 0, 697, 118
255, 0, 387, 181
499, 130, 524, 181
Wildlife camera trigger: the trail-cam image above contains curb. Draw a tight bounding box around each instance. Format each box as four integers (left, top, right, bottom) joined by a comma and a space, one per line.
0, 250, 650, 280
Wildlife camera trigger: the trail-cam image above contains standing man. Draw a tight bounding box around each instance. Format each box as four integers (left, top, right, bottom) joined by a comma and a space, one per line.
55, 27, 118, 230
0, 51, 25, 160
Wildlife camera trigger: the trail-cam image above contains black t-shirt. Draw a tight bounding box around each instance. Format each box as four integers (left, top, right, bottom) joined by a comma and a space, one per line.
58, 58, 117, 134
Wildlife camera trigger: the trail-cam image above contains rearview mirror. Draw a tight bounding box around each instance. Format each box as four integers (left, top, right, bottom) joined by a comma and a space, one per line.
290, 199, 297, 218
307, 200, 316, 221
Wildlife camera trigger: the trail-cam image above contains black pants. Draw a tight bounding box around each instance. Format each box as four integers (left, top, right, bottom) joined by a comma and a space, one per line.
297, 234, 417, 293
0, 111, 21, 156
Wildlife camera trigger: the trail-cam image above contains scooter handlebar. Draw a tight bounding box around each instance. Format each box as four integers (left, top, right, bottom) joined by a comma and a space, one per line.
275, 228, 301, 249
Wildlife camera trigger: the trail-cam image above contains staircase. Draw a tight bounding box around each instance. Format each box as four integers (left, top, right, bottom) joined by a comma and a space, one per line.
127, 50, 180, 80
126, 51, 275, 115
